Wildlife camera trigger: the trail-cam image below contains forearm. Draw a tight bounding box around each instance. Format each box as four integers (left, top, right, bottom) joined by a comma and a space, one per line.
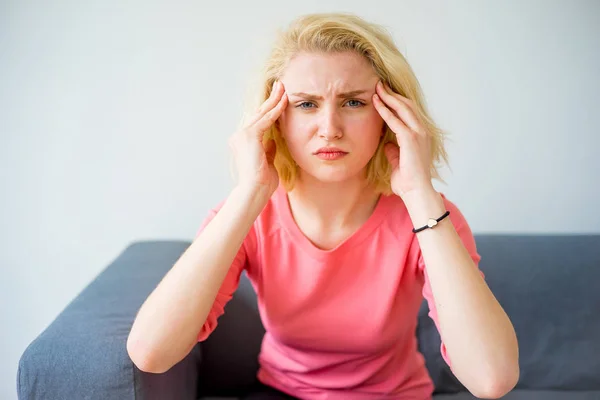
127, 186, 268, 373
403, 188, 519, 398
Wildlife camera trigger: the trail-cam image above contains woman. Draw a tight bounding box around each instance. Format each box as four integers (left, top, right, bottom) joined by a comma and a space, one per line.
127, 12, 519, 400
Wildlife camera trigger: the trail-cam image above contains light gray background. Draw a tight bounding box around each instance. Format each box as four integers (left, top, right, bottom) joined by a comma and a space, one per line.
2, 1, 599, 399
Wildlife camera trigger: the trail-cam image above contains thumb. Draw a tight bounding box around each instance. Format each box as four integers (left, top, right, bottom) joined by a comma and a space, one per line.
384, 142, 399, 166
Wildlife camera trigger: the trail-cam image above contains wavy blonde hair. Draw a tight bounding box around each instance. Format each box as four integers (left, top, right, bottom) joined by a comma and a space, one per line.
239, 12, 449, 195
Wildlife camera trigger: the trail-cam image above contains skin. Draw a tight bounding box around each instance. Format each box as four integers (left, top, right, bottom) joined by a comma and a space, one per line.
278, 51, 386, 249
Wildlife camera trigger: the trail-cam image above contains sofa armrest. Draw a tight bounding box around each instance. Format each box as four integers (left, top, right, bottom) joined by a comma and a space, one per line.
17, 240, 201, 400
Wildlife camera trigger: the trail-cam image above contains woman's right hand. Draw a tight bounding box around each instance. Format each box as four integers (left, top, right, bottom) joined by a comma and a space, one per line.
229, 80, 288, 199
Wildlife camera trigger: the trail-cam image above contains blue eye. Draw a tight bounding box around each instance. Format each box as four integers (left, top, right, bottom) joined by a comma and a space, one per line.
297, 101, 315, 109
295, 100, 365, 109
346, 99, 365, 108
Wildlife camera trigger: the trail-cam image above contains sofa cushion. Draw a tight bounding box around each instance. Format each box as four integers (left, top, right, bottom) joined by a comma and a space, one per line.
433, 389, 600, 400
198, 390, 600, 400
417, 234, 600, 393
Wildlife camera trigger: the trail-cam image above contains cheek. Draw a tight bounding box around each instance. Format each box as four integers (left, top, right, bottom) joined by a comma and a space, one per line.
365, 107, 386, 129
352, 111, 385, 142
280, 111, 310, 141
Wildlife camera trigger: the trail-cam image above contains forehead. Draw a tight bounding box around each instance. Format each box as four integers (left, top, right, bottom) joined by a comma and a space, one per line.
281, 51, 377, 89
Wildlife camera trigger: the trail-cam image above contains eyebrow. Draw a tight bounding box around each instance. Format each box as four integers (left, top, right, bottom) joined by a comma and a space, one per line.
288, 89, 370, 100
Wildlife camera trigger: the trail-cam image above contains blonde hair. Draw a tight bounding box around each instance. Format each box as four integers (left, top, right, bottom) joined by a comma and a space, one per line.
240, 12, 449, 195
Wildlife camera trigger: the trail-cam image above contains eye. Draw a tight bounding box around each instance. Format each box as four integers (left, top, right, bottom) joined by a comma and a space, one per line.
295, 100, 366, 109
296, 101, 315, 109
345, 99, 365, 108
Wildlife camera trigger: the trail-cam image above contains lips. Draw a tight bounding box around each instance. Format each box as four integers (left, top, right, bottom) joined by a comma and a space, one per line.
314, 147, 348, 161
314, 147, 348, 155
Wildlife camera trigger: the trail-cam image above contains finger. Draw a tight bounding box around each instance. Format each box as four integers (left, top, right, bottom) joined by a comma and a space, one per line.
373, 93, 411, 143
384, 82, 417, 112
246, 81, 282, 126
376, 81, 422, 134
247, 81, 284, 126
254, 89, 288, 136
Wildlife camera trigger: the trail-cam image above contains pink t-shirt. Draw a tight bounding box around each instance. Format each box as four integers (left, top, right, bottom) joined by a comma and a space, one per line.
196, 185, 483, 400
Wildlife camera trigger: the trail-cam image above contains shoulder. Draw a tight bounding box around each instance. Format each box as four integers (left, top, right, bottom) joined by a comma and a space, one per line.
438, 192, 475, 233
196, 187, 287, 242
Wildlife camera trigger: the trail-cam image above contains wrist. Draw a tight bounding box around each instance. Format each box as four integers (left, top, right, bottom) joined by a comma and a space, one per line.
232, 184, 272, 211
402, 188, 447, 228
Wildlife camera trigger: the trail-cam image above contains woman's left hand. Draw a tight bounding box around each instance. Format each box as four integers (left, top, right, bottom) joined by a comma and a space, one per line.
373, 80, 434, 199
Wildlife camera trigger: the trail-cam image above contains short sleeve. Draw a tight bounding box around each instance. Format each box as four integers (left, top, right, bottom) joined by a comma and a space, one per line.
195, 202, 250, 342
418, 197, 484, 368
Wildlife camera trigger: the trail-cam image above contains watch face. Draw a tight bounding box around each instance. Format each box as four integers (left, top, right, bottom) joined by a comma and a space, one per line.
427, 218, 438, 228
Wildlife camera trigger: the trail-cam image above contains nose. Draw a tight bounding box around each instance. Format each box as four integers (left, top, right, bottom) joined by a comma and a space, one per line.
318, 105, 343, 141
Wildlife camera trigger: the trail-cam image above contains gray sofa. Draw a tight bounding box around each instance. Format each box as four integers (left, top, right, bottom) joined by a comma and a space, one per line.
17, 235, 600, 399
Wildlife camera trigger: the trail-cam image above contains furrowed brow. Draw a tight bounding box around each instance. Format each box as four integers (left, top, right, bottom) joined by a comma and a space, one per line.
289, 89, 370, 100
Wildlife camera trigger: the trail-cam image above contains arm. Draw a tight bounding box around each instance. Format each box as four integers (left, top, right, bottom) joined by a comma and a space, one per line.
405, 188, 519, 399
127, 186, 268, 374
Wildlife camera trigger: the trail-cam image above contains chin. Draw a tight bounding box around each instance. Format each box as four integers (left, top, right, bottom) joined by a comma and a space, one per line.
302, 165, 366, 184
313, 174, 351, 183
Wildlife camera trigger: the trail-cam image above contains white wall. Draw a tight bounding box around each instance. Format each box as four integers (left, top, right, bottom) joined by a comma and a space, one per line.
2, 1, 599, 398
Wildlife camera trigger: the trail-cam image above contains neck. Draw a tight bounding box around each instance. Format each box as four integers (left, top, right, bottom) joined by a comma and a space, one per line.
287, 174, 381, 229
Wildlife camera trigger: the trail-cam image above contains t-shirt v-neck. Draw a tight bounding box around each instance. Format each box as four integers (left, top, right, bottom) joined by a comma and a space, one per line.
275, 185, 394, 260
